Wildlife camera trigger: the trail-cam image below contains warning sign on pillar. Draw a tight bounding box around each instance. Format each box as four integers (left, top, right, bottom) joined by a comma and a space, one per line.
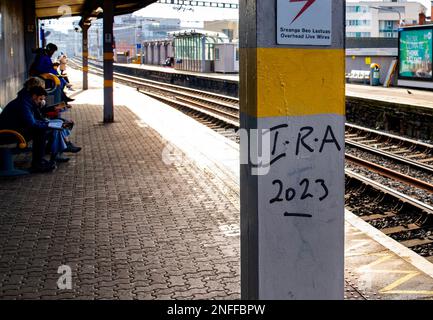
277, 0, 332, 46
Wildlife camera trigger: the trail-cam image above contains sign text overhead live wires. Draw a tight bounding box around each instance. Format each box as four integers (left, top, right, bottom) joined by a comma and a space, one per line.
277, 0, 332, 46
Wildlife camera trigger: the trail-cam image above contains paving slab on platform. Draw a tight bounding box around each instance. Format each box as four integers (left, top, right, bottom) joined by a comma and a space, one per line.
0, 99, 240, 300
116, 62, 239, 83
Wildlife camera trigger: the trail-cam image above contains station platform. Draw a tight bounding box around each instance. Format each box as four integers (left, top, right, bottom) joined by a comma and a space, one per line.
345, 83, 433, 141
92, 60, 433, 115
346, 83, 433, 111
76, 60, 240, 98
1, 69, 433, 300
117, 62, 239, 83
117, 62, 433, 111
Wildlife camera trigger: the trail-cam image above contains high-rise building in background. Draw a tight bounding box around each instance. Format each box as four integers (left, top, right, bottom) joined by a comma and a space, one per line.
43, 14, 181, 60
203, 20, 238, 42
346, 0, 427, 38
112, 15, 180, 59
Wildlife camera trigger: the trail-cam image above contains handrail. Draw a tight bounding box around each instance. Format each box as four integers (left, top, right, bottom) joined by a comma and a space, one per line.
39, 73, 61, 87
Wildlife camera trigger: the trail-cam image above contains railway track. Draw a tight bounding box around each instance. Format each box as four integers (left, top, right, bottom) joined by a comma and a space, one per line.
69, 59, 433, 190
346, 123, 433, 175
346, 171, 433, 262
69, 60, 433, 259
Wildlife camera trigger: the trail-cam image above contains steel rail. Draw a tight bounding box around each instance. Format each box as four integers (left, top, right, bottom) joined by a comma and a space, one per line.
70, 60, 433, 194
346, 154, 433, 193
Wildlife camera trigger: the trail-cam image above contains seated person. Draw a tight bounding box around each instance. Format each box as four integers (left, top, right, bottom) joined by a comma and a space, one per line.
29, 43, 74, 103
0, 86, 61, 172
58, 54, 74, 91
20, 78, 82, 162
53, 62, 73, 91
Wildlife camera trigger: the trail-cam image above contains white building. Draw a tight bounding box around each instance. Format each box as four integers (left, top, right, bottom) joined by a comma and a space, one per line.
346, 0, 427, 38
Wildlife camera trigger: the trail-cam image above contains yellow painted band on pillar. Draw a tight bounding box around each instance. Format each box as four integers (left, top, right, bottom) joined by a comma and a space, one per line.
241, 48, 345, 118
82, 66, 89, 72
104, 80, 114, 87
82, 52, 89, 57
104, 53, 114, 60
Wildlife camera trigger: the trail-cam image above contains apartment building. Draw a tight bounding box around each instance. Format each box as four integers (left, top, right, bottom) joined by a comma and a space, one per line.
204, 20, 238, 42
346, 0, 427, 38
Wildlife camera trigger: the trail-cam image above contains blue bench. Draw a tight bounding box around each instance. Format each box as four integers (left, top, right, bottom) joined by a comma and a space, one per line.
346, 70, 370, 84
0, 130, 29, 177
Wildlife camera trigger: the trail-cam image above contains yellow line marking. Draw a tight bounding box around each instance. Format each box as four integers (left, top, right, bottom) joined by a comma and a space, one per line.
345, 240, 370, 253
359, 254, 393, 270
379, 272, 420, 293
350, 251, 433, 296
349, 231, 365, 236
383, 290, 433, 295
362, 270, 416, 274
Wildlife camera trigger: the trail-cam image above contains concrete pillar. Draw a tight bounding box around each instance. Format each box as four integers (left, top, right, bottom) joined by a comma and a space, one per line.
150, 44, 154, 65
82, 24, 89, 91
201, 36, 206, 73
103, 0, 114, 123
240, 0, 345, 300
40, 23, 46, 48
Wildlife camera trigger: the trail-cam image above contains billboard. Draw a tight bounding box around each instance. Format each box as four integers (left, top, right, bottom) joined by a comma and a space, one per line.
399, 28, 433, 80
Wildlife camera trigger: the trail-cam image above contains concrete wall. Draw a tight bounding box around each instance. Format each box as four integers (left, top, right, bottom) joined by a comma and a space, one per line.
214, 43, 237, 73
347, 96, 433, 141
152, 44, 159, 65
0, 0, 26, 108
142, 41, 174, 66
167, 43, 173, 58
346, 37, 398, 85
346, 37, 398, 49
346, 55, 397, 84
113, 64, 238, 97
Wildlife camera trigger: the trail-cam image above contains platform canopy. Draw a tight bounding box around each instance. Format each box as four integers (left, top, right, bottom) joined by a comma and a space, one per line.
35, 0, 157, 22
35, 0, 86, 18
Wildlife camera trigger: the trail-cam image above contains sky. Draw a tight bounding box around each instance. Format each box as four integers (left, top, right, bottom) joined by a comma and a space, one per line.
134, 1, 239, 24
43, 1, 239, 31
411, 0, 431, 15
133, 0, 433, 20
347, 0, 431, 16
44, 0, 432, 32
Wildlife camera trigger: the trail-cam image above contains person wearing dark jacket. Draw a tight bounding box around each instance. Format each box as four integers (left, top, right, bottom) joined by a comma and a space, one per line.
0, 86, 57, 172
21, 77, 82, 158
29, 43, 74, 103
